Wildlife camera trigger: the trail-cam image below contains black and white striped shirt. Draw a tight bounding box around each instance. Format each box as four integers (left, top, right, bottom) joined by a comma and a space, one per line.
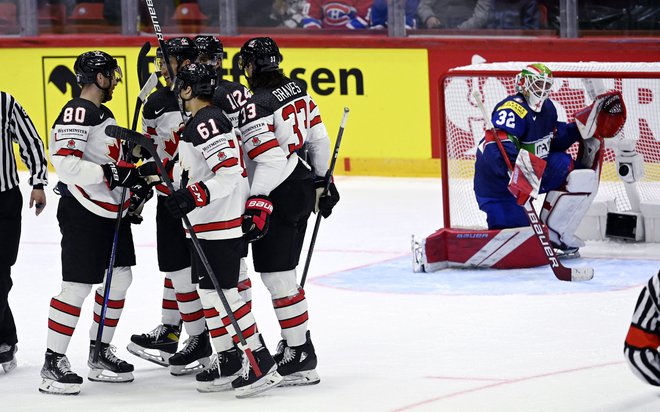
1, 91, 48, 192
624, 271, 660, 386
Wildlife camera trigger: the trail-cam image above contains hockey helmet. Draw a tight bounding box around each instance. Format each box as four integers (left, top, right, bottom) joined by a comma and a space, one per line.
194, 35, 227, 65
175, 63, 217, 99
515, 63, 554, 112
156, 37, 199, 68
238, 37, 283, 75
74, 51, 122, 85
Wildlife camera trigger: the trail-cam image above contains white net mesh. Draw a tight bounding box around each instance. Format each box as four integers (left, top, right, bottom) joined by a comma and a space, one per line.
441, 62, 660, 230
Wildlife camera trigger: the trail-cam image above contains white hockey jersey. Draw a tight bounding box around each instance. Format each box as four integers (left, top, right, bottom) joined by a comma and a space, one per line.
142, 86, 184, 195
239, 78, 330, 196
50, 98, 129, 219
178, 105, 248, 240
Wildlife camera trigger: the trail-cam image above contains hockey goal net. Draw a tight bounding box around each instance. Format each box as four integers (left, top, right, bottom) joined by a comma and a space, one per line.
440, 62, 660, 233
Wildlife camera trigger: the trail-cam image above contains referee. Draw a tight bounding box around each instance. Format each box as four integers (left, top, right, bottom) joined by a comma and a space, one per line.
0, 91, 48, 373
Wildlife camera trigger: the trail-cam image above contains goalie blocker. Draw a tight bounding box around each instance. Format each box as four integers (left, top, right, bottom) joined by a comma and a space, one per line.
412, 226, 551, 272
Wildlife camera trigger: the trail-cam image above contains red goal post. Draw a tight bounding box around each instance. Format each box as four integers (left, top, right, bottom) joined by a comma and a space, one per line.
439, 62, 660, 236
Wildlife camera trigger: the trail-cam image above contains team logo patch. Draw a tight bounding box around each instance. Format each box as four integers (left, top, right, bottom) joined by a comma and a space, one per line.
251, 136, 261, 146
218, 151, 226, 161
67, 139, 76, 149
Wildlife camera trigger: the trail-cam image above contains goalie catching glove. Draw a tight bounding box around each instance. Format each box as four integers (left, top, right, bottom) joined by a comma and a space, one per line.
164, 181, 210, 219
575, 90, 627, 140
242, 195, 273, 242
314, 176, 340, 218
508, 150, 547, 206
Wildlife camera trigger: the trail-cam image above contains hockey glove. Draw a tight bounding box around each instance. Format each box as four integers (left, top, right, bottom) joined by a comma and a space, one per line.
314, 176, 340, 218
164, 181, 210, 219
127, 179, 155, 224
101, 161, 141, 189
242, 195, 273, 242
137, 158, 175, 181
507, 150, 546, 206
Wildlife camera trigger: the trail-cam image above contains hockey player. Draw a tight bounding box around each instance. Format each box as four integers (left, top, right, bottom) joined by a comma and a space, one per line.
165, 63, 281, 397
40, 51, 144, 395
474, 63, 626, 257
236, 37, 340, 386
192, 35, 257, 391
624, 270, 660, 386
127, 37, 212, 376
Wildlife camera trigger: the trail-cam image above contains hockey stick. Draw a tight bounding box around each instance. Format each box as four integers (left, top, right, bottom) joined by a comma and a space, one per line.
472, 91, 593, 282
93, 46, 158, 363
104, 124, 263, 377
142, 0, 187, 121
300, 107, 350, 288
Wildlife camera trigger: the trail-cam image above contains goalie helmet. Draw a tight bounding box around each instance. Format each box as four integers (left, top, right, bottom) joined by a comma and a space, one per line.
194, 35, 227, 66
238, 37, 283, 75
175, 63, 217, 100
74, 51, 122, 85
515, 63, 554, 113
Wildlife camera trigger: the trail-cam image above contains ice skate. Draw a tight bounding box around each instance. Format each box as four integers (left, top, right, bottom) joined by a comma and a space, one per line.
88, 341, 134, 383
39, 350, 83, 395
169, 329, 212, 376
276, 331, 320, 387
127, 323, 181, 366
0, 343, 17, 373
411, 235, 426, 273
552, 240, 581, 260
196, 348, 242, 393
231, 346, 282, 398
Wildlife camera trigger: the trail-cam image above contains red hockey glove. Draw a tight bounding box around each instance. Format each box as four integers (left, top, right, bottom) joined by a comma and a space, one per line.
507, 150, 546, 206
314, 176, 340, 218
164, 181, 210, 219
242, 195, 273, 242
101, 161, 141, 189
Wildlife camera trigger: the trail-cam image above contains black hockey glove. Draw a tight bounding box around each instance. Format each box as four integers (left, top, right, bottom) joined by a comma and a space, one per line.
126, 179, 155, 224
164, 181, 210, 219
241, 195, 273, 242
137, 157, 175, 180
101, 161, 141, 190
314, 176, 340, 218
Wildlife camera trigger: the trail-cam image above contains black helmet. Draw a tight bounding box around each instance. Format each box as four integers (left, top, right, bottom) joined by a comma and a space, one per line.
74, 51, 121, 85
194, 35, 227, 64
238, 37, 283, 75
175, 63, 216, 99
156, 37, 199, 66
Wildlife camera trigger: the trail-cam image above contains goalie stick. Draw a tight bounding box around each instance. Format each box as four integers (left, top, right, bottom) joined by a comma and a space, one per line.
104, 124, 264, 378
300, 107, 349, 288
93, 44, 158, 363
472, 90, 593, 282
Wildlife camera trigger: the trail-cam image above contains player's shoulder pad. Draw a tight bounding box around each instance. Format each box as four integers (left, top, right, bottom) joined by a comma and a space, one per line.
183, 105, 233, 146
495, 95, 529, 119
143, 87, 179, 119
56, 98, 111, 126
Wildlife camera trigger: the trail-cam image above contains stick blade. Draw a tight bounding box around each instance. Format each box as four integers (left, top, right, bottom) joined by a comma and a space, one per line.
571, 267, 594, 282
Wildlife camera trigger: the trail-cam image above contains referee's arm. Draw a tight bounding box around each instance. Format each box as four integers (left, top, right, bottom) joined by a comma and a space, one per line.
11, 97, 49, 214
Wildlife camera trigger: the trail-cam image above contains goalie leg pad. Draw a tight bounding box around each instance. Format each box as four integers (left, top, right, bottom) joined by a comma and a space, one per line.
541, 169, 598, 249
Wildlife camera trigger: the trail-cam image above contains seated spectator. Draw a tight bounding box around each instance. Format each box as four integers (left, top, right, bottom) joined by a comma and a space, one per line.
371, 0, 418, 29
272, 0, 306, 28
486, 0, 540, 29
301, 0, 371, 29
417, 0, 493, 29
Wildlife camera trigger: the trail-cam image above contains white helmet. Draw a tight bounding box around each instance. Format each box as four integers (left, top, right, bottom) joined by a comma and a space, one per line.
515, 63, 554, 112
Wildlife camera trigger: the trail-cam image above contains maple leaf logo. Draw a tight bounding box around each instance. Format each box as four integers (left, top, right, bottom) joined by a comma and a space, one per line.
106, 138, 120, 162
164, 128, 180, 158
251, 136, 261, 146
67, 139, 76, 149
218, 151, 226, 161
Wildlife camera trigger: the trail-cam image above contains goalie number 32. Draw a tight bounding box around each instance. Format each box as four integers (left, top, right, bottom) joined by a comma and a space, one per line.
495, 110, 516, 128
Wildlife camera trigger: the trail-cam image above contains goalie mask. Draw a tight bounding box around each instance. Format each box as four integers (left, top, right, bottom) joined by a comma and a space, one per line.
238, 37, 283, 76
515, 63, 554, 113
175, 63, 217, 101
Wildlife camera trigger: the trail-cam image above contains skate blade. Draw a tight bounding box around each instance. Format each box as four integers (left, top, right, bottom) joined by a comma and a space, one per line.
170, 357, 211, 376
126, 343, 171, 367
88, 368, 134, 383
234, 370, 283, 399
1, 358, 17, 373
196, 375, 237, 393
39, 378, 81, 395
278, 369, 320, 387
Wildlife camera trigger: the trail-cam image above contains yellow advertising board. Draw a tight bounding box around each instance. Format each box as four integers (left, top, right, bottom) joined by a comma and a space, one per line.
2, 46, 432, 176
